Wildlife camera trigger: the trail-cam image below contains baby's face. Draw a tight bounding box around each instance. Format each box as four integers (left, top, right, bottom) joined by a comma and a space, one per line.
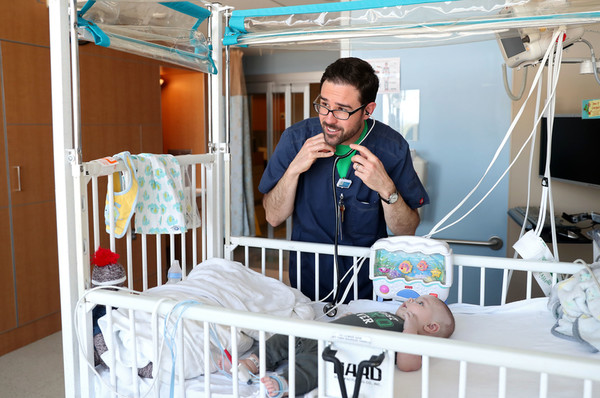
395, 295, 439, 323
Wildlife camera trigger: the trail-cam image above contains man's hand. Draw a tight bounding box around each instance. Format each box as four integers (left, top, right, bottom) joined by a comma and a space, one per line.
263, 133, 334, 227
289, 133, 335, 175
349, 143, 395, 198
349, 143, 420, 236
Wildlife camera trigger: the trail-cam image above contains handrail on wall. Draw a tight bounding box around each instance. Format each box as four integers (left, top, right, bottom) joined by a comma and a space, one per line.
442, 236, 503, 251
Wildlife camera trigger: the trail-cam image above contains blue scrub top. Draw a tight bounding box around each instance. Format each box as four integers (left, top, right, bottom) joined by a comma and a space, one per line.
259, 117, 429, 301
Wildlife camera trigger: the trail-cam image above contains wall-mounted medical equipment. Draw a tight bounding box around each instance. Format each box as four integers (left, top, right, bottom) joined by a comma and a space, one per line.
498, 24, 585, 68
370, 236, 453, 302
497, 1, 585, 69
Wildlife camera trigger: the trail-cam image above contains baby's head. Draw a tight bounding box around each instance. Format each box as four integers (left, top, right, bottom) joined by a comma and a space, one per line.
395, 295, 455, 338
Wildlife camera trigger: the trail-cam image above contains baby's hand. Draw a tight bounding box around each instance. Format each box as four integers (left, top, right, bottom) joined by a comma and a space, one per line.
402, 312, 419, 335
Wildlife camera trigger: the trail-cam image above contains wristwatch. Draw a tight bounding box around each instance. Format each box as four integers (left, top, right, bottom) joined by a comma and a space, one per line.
379, 191, 399, 205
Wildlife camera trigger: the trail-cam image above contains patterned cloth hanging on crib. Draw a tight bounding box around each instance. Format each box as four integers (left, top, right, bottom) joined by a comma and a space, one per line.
132, 153, 200, 235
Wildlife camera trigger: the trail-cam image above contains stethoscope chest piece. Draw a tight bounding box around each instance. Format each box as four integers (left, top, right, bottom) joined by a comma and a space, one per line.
323, 302, 338, 317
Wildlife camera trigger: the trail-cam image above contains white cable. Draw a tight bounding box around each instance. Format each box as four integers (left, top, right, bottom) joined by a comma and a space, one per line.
328, 257, 368, 311
425, 28, 564, 239
509, 66, 543, 290
535, 27, 566, 261
313, 257, 367, 320
314, 256, 366, 303
517, 64, 544, 245
548, 36, 564, 260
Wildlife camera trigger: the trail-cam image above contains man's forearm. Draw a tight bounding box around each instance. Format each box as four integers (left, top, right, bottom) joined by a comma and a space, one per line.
382, 198, 420, 236
262, 171, 300, 227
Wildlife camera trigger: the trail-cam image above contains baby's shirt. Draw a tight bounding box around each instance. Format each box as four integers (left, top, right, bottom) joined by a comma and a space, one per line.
334, 311, 404, 332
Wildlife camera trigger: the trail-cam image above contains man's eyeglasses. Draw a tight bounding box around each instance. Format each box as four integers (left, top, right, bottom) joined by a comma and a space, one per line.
313, 99, 367, 121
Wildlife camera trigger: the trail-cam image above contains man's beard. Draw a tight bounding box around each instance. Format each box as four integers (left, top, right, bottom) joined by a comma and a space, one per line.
321, 121, 360, 147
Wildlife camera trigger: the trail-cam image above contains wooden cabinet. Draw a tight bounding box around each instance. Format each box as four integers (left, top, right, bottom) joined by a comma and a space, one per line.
0, 41, 61, 355
0, 212, 16, 335
0, 2, 49, 47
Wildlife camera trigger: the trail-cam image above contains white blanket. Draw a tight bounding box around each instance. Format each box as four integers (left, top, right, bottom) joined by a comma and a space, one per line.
549, 262, 600, 352
98, 258, 314, 381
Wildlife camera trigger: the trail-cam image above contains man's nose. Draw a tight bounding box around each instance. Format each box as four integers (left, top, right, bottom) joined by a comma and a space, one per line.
324, 111, 338, 123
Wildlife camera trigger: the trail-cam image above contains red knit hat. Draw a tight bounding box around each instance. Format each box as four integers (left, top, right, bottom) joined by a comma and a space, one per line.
91, 247, 126, 287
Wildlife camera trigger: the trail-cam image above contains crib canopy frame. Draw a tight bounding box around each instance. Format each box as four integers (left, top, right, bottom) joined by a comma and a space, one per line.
223, 0, 600, 52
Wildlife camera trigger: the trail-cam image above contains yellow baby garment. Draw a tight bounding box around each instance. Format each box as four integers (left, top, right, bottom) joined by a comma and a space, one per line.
104, 152, 139, 238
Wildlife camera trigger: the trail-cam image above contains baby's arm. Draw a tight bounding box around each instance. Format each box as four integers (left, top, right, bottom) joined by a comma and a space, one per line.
395, 312, 423, 372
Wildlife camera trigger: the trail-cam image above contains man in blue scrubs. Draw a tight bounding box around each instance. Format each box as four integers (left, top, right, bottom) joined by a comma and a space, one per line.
259, 57, 429, 302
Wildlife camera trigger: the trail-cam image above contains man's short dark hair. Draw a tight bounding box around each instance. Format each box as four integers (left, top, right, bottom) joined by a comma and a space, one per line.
320, 57, 379, 104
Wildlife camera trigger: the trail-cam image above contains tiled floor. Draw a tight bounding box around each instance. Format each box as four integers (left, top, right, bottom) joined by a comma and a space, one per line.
0, 332, 65, 397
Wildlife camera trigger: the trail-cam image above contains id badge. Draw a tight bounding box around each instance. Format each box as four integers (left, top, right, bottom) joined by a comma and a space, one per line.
336, 178, 352, 189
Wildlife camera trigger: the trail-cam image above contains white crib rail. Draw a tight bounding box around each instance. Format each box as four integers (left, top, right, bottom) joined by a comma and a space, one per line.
82, 287, 600, 398
226, 236, 584, 306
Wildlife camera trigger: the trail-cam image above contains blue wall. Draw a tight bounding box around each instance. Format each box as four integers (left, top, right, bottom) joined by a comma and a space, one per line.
354, 41, 512, 304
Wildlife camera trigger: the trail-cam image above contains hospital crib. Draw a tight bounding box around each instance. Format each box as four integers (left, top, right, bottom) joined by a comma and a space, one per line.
72, 154, 600, 398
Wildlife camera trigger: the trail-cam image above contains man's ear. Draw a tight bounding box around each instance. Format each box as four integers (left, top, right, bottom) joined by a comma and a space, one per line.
424, 322, 440, 335
364, 103, 376, 119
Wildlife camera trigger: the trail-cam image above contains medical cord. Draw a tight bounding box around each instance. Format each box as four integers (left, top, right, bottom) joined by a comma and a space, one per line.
163, 300, 203, 397
75, 288, 230, 398
509, 61, 545, 290
316, 257, 367, 320
425, 28, 566, 239
326, 120, 375, 316
73, 286, 170, 398
577, 38, 600, 86
502, 63, 528, 101
509, 32, 566, 289
516, 73, 544, 251
438, 34, 565, 245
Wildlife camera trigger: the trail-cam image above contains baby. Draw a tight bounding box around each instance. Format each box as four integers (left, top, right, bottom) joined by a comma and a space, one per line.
226, 295, 455, 397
